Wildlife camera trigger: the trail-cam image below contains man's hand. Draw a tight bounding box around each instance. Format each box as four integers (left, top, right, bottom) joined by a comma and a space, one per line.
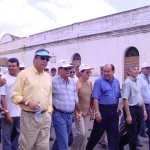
95, 112, 102, 123
75, 113, 82, 121
75, 111, 82, 122
126, 115, 132, 124
0, 78, 6, 87
5, 113, 13, 125
28, 101, 40, 110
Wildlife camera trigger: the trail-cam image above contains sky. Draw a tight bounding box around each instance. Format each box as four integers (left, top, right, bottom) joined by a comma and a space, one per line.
0, 0, 150, 38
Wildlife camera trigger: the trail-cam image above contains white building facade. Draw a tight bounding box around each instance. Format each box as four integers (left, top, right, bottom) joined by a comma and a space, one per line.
0, 6, 150, 84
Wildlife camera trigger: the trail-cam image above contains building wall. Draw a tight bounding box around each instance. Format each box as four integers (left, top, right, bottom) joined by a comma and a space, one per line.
0, 6, 150, 85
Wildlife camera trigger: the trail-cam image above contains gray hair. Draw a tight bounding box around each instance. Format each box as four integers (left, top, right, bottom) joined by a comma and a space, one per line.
126, 64, 138, 73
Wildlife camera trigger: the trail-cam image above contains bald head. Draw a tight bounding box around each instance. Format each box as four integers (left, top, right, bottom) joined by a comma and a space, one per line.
103, 64, 115, 81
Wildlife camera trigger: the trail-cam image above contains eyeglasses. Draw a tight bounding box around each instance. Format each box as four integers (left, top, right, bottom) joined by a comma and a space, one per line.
40, 56, 50, 62
85, 71, 92, 75
70, 71, 75, 73
63, 68, 71, 71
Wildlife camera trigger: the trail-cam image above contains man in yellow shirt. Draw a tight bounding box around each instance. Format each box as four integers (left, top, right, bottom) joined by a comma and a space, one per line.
10, 49, 52, 150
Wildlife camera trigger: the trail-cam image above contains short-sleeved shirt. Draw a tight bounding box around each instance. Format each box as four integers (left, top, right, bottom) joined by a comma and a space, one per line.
138, 73, 150, 104
122, 76, 143, 106
92, 76, 121, 104
0, 73, 21, 117
52, 74, 78, 113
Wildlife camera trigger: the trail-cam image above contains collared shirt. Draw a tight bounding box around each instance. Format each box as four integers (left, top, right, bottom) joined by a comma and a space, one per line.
92, 76, 121, 104
52, 74, 78, 113
10, 66, 52, 112
0, 73, 21, 117
122, 76, 143, 106
138, 72, 150, 104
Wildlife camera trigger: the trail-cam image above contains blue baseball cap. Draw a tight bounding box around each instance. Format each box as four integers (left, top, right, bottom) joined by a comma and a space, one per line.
35, 49, 52, 58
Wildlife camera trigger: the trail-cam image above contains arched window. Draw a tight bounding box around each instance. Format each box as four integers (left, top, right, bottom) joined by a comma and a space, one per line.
72, 53, 81, 61
71, 53, 81, 67
125, 47, 139, 57
124, 47, 139, 80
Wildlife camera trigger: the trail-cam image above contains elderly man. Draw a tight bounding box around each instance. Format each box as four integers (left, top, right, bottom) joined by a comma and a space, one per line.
10, 49, 52, 150
51, 60, 82, 150
86, 64, 121, 150
50, 67, 57, 77
138, 63, 150, 149
119, 64, 147, 150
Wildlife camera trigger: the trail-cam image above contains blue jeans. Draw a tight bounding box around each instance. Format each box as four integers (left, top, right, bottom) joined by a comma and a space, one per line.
68, 115, 74, 146
146, 105, 150, 150
1, 117, 20, 150
51, 110, 72, 150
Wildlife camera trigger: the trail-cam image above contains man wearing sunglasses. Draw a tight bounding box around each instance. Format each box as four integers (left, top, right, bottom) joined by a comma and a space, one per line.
10, 49, 52, 150
69, 66, 76, 79
51, 60, 82, 150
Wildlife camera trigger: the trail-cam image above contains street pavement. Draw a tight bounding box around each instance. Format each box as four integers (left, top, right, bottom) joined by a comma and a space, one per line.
0, 119, 148, 150
49, 119, 149, 150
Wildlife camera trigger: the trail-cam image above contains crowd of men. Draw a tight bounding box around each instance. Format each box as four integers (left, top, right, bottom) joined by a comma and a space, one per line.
0, 48, 149, 150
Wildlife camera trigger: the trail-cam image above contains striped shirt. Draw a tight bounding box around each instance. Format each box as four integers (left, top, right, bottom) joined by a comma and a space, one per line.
52, 74, 78, 112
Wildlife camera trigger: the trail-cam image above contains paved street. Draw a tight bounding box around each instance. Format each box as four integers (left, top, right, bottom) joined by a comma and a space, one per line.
0, 119, 148, 150
49, 119, 149, 150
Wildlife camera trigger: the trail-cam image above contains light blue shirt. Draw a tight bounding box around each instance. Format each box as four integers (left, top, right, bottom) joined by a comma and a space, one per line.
122, 76, 143, 106
52, 74, 78, 112
138, 73, 150, 104
92, 76, 121, 104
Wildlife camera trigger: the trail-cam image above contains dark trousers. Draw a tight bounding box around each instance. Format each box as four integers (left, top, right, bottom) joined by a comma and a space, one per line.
145, 105, 150, 150
86, 105, 119, 150
119, 106, 143, 150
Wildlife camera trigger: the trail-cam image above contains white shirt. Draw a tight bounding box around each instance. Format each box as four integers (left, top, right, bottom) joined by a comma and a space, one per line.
0, 73, 21, 117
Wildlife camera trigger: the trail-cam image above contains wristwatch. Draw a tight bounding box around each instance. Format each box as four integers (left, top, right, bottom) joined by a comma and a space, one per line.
25, 101, 29, 106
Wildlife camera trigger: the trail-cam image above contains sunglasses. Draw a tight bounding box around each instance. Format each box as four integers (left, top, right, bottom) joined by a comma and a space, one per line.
40, 56, 50, 62
70, 71, 75, 73
19, 67, 25, 71
44, 69, 49, 71
63, 68, 71, 71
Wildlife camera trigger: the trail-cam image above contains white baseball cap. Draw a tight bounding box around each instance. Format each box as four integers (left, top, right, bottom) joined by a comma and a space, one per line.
57, 60, 73, 68
19, 61, 25, 68
45, 66, 49, 70
79, 64, 94, 72
141, 62, 150, 68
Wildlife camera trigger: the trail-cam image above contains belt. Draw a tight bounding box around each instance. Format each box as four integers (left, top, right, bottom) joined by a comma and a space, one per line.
54, 108, 73, 115
145, 103, 150, 106
23, 110, 47, 114
129, 105, 141, 108
99, 104, 117, 108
